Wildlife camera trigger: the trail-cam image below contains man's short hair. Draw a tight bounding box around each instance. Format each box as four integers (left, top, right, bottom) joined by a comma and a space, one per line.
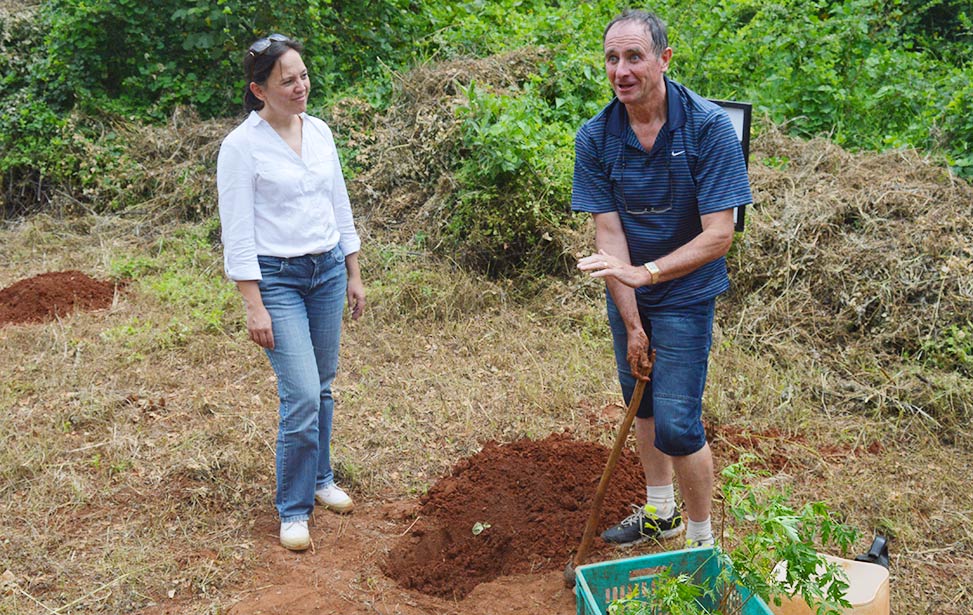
603, 9, 669, 57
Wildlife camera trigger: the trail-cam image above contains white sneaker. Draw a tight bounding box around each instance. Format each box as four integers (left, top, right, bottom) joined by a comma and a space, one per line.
280, 520, 310, 551
315, 483, 354, 513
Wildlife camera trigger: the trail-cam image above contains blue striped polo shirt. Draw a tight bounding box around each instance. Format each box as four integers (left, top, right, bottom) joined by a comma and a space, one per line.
572, 77, 752, 308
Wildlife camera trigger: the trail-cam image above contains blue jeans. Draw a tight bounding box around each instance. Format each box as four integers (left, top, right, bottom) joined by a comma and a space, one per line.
606, 295, 715, 457
257, 248, 347, 522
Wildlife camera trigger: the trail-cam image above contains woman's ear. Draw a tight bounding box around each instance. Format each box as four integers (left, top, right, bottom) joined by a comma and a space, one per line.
249, 81, 266, 102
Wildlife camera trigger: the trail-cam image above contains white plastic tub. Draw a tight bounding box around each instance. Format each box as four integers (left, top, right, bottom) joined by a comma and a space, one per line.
769, 555, 889, 615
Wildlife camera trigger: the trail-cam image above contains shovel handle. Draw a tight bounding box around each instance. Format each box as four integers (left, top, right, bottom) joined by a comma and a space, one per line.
572, 378, 646, 569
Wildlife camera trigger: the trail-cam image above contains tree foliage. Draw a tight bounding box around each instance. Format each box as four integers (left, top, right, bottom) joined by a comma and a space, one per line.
1, 0, 970, 227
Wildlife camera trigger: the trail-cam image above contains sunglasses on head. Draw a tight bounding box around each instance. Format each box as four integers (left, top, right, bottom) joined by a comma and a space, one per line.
248, 33, 289, 56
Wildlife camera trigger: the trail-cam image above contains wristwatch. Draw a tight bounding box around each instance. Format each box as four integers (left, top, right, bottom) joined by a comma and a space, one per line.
644, 261, 661, 285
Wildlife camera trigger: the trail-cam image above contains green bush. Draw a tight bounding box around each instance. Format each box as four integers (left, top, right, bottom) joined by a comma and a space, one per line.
670, 0, 971, 171
447, 75, 582, 276
2, 0, 971, 222
28, 0, 425, 120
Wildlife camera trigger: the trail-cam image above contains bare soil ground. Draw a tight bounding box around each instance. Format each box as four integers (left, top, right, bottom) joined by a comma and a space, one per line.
0, 206, 973, 615
5, 266, 959, 614
0, 271, 118, 326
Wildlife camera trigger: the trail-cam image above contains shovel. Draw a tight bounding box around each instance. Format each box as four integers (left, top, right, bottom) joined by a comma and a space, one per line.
563, 377, 647, 588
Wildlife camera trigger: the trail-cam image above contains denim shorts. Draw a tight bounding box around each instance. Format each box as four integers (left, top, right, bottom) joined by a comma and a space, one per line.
606, 295, 715, 456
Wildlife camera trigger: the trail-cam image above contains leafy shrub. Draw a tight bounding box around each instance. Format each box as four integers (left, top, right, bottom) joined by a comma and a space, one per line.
671, 0, 972, 171
606, 459, 859, 615
4, 0, 971, 224
27, 0, 425, 121
448, 80, 578, 275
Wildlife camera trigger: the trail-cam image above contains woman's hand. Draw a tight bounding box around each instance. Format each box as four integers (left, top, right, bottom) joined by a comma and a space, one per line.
347, 276, 365, 320
236, 280, 274, 349
246, 303, 275, 349
344, 252, 365, 320
577, 249, 651, 288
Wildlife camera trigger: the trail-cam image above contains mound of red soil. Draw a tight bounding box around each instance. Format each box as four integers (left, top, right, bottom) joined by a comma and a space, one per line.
382, 432, 646, 599
0, 270, 117, 326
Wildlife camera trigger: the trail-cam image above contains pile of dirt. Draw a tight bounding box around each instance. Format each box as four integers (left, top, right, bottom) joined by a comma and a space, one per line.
0, 270, 117, 326
382, 432, 646, 599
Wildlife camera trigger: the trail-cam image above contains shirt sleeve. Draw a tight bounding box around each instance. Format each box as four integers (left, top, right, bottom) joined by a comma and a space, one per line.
322, 123, 361, 257
571, 123, 617, 214
693, 109, 753, 216
217, 130, 262, 281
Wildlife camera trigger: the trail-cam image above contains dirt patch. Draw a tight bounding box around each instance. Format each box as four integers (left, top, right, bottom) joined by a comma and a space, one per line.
0, 270, 117, 326
203, 425, 890, 615
382, 432, 646, 599
207, 432, 651, 615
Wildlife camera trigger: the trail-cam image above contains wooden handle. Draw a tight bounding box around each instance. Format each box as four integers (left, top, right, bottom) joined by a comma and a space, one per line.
573, 378, 646, 568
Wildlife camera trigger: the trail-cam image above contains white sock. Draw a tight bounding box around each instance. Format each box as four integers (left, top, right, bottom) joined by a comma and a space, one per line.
686, 517, 712, 542
645, 485, 675, 519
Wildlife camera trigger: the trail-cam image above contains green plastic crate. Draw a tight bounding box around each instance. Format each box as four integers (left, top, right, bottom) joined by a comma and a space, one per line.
574, 547, 773, 615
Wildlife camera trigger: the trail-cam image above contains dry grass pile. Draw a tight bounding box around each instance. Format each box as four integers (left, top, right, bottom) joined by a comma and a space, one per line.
117, 108, 233, 221
723, 124, 973, 436
59, 108, 233, 223
739, 124, 973, 357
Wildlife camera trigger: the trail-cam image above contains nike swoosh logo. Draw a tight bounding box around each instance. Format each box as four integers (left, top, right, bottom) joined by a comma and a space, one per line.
671, 150, 685, 157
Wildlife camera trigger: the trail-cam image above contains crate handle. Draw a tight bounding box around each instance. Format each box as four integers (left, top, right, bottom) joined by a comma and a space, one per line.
628, 566, 667, 581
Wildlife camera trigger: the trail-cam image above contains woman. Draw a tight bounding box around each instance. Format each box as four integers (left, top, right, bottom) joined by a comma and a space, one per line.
217, 34, 365, 551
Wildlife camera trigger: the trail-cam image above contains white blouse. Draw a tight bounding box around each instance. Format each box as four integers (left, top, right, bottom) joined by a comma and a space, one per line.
217, 111, 361, 281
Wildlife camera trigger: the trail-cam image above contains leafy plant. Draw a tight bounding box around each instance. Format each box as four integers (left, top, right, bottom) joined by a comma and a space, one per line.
446, 75, 584, 276
609, 572, 714, 615
919, 322, 973, 375
606, 457, 860, 615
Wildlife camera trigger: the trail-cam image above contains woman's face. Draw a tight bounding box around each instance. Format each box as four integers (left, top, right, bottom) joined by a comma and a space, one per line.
251, 49, 310, 118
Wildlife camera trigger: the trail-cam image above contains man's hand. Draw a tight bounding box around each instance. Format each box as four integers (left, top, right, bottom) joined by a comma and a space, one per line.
626, 331, 656, 381
578, 249, 652, 288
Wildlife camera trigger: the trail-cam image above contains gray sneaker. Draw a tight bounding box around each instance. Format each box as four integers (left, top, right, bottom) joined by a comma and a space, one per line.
601, 504, 684, 546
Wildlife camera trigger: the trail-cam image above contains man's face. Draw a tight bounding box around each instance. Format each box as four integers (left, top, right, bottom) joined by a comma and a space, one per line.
603, 20, 671, 106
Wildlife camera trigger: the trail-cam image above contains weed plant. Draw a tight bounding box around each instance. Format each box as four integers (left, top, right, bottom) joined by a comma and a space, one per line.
606, 459, 859, 615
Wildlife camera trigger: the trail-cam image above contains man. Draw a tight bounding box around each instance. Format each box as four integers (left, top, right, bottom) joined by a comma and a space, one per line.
574, 9, 752, 548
